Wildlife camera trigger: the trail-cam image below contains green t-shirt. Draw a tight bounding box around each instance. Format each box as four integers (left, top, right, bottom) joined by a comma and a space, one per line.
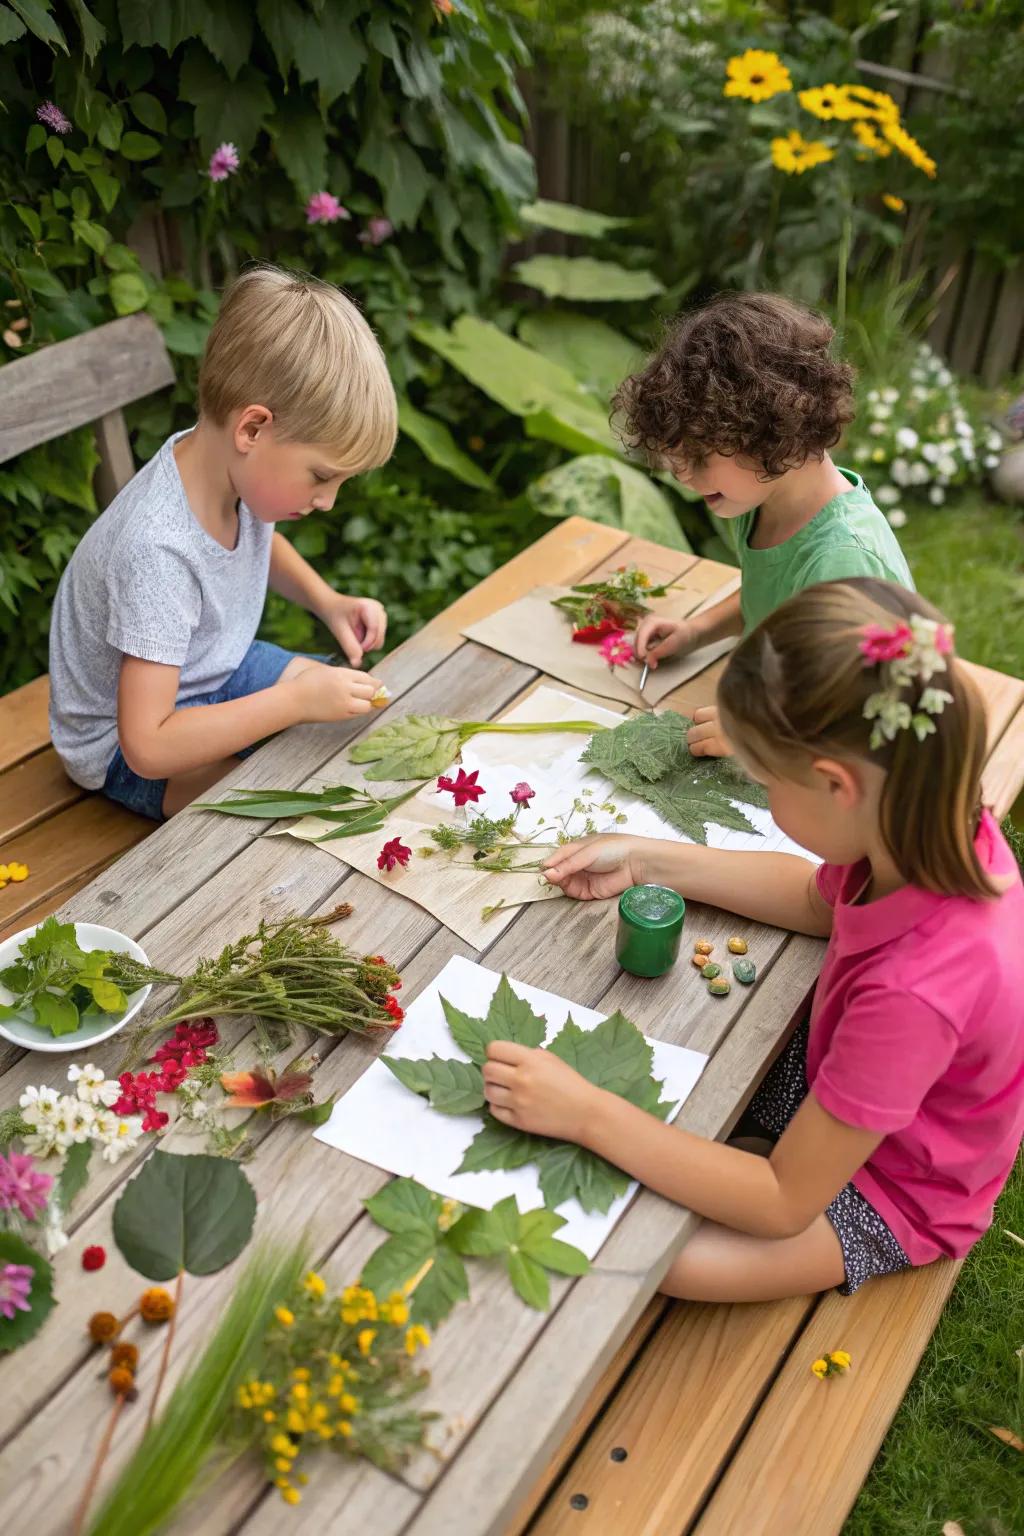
728, 468, 914, 634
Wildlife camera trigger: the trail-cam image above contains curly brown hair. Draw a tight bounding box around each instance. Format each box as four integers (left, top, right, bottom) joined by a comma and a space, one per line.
612, 292, 855, 479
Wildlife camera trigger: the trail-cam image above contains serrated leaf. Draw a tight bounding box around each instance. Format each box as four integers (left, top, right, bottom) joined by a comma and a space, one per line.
408, 1242, 469, 1329
383, 1055, 485, 1116
507, 1249, 550, 1310
349, 714, 462, 781
536, 1139, 631, 1215
360, 1229, 437, 1298
547, 1011, 658, 1101
456, 1113, 549, 1176
441, 974, 546, 1065
0, 1233, 55, 1352
57, 1139, 92, 1212
446, 1195, 520, 1257
364, 1177, 441, 1237
519, 1233, 590, 1278
113, 1150, 256, 1280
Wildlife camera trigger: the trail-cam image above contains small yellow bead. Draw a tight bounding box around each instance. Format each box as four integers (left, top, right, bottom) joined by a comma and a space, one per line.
727, 936, 748, 955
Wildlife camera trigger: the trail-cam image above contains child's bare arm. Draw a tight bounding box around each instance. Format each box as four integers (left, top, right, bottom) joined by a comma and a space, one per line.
269, 533, 386, 665
117, 654, 380, 779
483, 1045, 882, 1241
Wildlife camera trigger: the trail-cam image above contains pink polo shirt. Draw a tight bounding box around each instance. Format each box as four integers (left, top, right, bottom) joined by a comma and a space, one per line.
808, 810, 1024, 1265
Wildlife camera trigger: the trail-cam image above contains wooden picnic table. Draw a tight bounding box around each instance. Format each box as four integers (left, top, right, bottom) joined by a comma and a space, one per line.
1, 516, 1022, 1536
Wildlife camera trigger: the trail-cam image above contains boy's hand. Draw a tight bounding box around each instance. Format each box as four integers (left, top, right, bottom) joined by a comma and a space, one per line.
542, 834, 647, 901
686, 705, 732, 758
291, 661, 384, 723
322, 594, 387, 666
635, 615, 700, 668
483, 1040, 599, 1142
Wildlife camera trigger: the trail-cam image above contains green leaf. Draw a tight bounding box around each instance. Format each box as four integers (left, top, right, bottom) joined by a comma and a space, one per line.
581, 711, 769, 844
87, 169, 120, 213
536, 1139, 631, 1215
7, 0, 67, 51
257, 0, 366, 108
97, 105, 121, 150
528, 455, 689, 550
14, 205, 42, 241
46, 135, 64, 169
364, 1177, 442, 1237
112, 1150, 257, 1280
160, 312, 211, 356
408, 1241, 468, 1329
197, 0, 253, 80
456, 1113, 549, 1176
360, 1229, 437, 1297
119, 131, 162, 161
72, 218, 111, 255
108, 271, 149, 315
0, 1234, 55, 1352
33, 990, 81, 1036
0, 7, 27, 44
358, 124, 429, 230
294, 1096, 334, 1127
446, 1195, 519, 1257
519, 199, 634, 238
517, 312, 641, 402
348, 712, 461, 781
57, 1139, 93, 1212
513, 256, 665, 303
118, 0, 199, 50
441, 973, 546, 1065
507, 1249, 550, 1310
128, 92, 167, 133
25, 122, 45, 152
397, 397, 495, 492
383, 1055, 485, 1116
68, 0, 105, 59
269, 101, 326, 198
179, 45, 273, 157
546, 1011, 655, 1100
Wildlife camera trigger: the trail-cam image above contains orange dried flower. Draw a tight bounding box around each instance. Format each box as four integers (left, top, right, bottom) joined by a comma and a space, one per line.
140, 1287, 175, 1324
110, 1342, 139, 1370
108, 1366, 135, 1395
88, 1311, 121, 1343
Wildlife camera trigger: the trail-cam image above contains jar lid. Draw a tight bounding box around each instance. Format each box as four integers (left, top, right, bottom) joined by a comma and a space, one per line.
618, 883, 685, 932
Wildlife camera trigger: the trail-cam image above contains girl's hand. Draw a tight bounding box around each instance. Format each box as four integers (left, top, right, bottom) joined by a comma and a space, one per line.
635, 615, 698, 668
483, 1040, 599, 1141
292, 662, 384, 723
542, 834, 647, 901
323, 595, 388, 665
686, 705, 733, 758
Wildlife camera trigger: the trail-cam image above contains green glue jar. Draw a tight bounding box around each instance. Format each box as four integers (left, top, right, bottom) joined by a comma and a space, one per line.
615, 884, 686, 978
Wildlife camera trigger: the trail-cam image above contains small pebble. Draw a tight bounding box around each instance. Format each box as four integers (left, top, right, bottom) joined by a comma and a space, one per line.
708, 976, 731, 997
694, 940, 714, 956
727, 936, 748, 955
690, 952, 709, 969
733, 959, 756, 986
701, 962, 721, 980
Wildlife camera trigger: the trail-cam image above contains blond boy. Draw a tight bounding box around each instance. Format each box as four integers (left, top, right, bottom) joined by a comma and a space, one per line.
49, 264, 397, 819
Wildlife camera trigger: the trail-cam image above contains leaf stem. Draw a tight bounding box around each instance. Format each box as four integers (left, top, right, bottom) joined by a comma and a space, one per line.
145, 1269, 184, 1432
71, 1391, 125, 1536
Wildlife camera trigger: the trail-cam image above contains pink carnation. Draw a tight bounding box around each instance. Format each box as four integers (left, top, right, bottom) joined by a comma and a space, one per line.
36, 101, 72, 135
306, 191, 350, 225
858, 623, 912, 664
208, 143, 240, 181
510, 782, 536, 806
599, 629, 635, 668
0, 1151, 53, 1223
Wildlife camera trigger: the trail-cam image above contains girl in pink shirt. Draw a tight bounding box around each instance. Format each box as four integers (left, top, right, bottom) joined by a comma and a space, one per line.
483, 579, 1024, 1302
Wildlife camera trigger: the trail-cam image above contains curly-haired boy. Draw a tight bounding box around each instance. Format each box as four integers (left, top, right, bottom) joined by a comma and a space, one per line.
614, 291, 913, 755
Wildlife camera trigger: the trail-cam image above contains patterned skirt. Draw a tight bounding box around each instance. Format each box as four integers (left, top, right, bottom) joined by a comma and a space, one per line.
746, 1021, 911, 1295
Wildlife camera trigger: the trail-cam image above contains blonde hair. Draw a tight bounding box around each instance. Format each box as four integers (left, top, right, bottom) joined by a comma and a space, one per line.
198, 264, 397, 472
718, 579, 995, 901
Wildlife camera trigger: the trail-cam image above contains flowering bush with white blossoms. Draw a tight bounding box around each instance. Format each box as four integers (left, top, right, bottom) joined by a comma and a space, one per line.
846, 343, 1004, 529
19, 1063, 143, 1167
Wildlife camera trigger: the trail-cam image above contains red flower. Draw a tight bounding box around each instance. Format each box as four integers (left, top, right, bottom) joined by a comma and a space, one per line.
571, 618, 620, 644
858, 622, 912, 664
436, 768, 485, 807
510, 782, 536, 806
81, 1245, 106, 1272
220, 1068, 313, 1109
377, 837, 412, 872
141, 1107, 169, 1134
383, 994, 404, 1026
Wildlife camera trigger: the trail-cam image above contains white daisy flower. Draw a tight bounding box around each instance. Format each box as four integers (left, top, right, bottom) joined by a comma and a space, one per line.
867, 388, 880, 403
55, 1094, 95, 1146
921, 443, 941, 464
984, 453, 1001, 469
19, 1085, 60, 1119
67, 1063, 119, 1107
854, 445, 872, 463
93, 1110, 144, 1164
871, 402, 892, 420
869, 421, 887, 437
887, 508, 908, 529
875, 485, 900, 506
936, 368, 953, 386
21, 1124, 61, 1159
910, 463, 930, 485
895, 427, 919, 450
881, 387, 899, 404
891, 458, 911, 486
937, 455, 957, 479
929, 485, 945, 505
986, 431, 1003, 452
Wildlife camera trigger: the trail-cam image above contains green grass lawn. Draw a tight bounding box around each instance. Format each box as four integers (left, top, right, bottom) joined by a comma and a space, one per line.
845, 490, 1024, 1535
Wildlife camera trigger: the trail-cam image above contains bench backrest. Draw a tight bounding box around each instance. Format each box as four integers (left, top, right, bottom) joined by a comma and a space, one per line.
0, 314, 175, 506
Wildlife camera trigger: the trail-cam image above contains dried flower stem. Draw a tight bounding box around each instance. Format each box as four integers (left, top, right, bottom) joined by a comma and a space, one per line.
145, 1270, 184, 1432
71, 1392, 125, 1536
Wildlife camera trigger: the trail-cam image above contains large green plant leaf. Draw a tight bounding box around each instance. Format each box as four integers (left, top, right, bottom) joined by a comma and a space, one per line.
383, 1055, 486, 1116
517, 312, 641, 401
441, 974, 546, 1065
581, 711, 770, 844
397, 398, 496, 492
527, 455, 690, 552
178, 45, 273, 156
270, 100, 327, 197
348, 713, 462, 781
513, 256, 665, 303
518, 200, 634, 238
112, 1150, 257, 1280
0, 1233, 55, 1352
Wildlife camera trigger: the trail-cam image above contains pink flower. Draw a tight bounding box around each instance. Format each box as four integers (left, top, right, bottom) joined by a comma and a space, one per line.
207, 142, 240, 181
358, 216, 394, 246
934, 624, 954, 655
36, 101, 72, 135
858, 623, 912, 664
377, 837, 412, 872
0, 1151, 53, 1223
0, 1263, 33, 1322
437, 768, 486, 808
306, 191, 350, 225
599, 629, 635, 668
510, 782, 536, 806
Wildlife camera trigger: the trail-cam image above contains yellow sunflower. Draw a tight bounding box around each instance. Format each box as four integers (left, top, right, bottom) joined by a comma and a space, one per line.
883, 120, 937, 178
853, 121, 892, 159
882, 193, 906, 212
771, 130, 835, 175
724, 49, 792, 103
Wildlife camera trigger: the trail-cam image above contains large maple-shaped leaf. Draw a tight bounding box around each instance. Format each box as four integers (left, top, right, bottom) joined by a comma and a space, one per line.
349, 714, 462, 781
441, 974, 547, 1065
383, 1055, 485, 1116
581, 710, 769, 844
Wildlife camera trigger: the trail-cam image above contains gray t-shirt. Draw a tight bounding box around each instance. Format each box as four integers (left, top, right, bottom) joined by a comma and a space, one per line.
49, 430, 273, 788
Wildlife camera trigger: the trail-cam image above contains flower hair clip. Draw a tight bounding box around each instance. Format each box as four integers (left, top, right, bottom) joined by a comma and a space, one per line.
859, 615, 955, 749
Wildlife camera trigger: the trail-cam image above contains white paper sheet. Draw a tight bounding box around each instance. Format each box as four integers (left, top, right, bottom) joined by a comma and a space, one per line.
315, 955, 709, 1260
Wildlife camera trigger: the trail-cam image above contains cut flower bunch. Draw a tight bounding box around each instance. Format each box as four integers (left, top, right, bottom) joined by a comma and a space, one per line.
550, 565, 681, 641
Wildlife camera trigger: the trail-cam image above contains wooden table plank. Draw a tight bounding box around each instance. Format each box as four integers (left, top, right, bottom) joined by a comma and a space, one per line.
0, 746, 86, 843
0, 675, 50, 773
0, 795, 152, 928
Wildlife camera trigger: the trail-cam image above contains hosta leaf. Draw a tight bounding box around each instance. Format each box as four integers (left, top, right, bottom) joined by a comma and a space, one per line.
113, 1150, 256, 1280
441, 974, 546, 1065
512, 256, 664, 303
349, 714, 462, 782
383, 1055, 486, 1116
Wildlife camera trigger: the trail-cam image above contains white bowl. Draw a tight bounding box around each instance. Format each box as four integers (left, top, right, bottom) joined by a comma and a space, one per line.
0, 922, 152, 1054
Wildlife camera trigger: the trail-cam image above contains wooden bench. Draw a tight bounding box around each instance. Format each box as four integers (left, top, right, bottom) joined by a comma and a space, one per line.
0, 315, 176, 939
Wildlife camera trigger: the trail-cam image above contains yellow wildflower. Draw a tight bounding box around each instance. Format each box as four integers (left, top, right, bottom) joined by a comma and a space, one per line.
290, 1382, 309, 1403
844, 84, 900, 122
798, 83, 869, 121
1, 861, 28, 884
357, 1328, 376, 1356
303, 1271, 326, 1298
237, 1386, 253, 1409
811, 1357, 829, 1379
275, 1457, 293, 1473
385, 1299, 409, 1327
830, 1349, 852, 1370
286, 1408, 307, 1434
771, 130, 835, 176
339, 1392, 359, 1414
263, 1410, 276, 1423
404, 1324, 431, 1357
883, 120, 936, 177
275, 1306, 295, 1328
882, 194, 905, 212
853, 121, 892, 159
270, 1434, 297, 1457
871, 448, 886, 462
723, 48, 792, 103
281, 1486, 301, 1506
328, 1352, 344, 1369
337, 1420, 353, 1437
327, 1374, 344, 1397
292, 1368, 311, 1382
0, 866, 7, 886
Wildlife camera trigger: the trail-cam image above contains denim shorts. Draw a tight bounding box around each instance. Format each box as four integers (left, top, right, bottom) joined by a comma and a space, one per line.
102, 639, 328, 822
